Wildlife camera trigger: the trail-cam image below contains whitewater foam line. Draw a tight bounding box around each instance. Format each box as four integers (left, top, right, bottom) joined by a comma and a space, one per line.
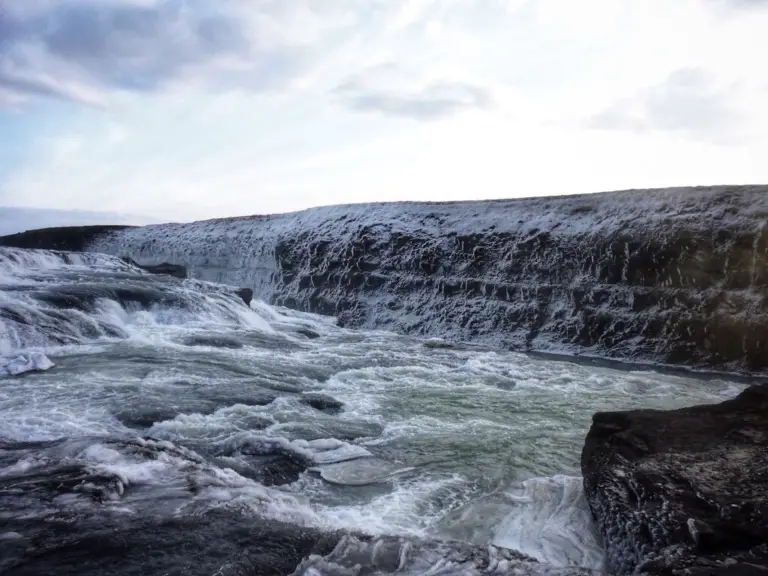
0, 246, 136, 279
0, 246, 279, 357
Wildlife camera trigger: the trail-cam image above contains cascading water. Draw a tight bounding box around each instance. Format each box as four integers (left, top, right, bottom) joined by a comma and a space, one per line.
0, 245, 750, 575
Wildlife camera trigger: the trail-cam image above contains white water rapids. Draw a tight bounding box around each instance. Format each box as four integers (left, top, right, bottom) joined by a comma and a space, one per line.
0, 247, 748, 574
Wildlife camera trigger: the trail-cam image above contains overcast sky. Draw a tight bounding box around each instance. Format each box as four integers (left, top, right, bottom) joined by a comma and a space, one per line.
0, 0, 765, 222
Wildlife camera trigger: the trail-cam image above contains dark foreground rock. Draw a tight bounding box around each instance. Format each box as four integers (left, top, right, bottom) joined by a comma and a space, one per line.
581, 384, 768, 576
1, 510, 602, 576
182, 334, 245, 349
1, 509, 345, 576
0, 436, 597, 576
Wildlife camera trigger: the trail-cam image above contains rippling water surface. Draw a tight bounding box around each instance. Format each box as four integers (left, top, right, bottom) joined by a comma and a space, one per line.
0, 248, 746, 575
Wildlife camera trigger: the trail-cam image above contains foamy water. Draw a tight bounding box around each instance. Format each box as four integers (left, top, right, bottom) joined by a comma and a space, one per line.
0, 247, 747, 574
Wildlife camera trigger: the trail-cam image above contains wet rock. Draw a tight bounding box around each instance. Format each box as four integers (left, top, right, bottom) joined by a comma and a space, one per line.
121, 257, 187, 279
113, 400, 219, 429
296, 328, 321, 339
182, 335, 244, 349
235, 288, 253, 307
225, 454, 307, 487
0, 462, 127, 504
114, 407, 186, 429
1, 508, 347, 576
277, 420, 383, 442
1, 505, 600, 576
423, 338, 455, 349
581, 384, 768, 576
33, 283, 184, 311
301, 394, 344, 414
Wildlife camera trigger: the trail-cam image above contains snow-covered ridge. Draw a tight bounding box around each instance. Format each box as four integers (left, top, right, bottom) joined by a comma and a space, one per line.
77, 185, 768, 371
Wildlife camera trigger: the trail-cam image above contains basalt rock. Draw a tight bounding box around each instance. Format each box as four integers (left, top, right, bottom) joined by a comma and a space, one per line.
301, 393, 345, 414
0, 508, 347, 576
581, 384, 768, 576
121, 257, 187, 279
235, 287, 253, 307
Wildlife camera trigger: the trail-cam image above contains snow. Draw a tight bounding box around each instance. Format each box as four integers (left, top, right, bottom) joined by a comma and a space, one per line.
0, 351, 54, 376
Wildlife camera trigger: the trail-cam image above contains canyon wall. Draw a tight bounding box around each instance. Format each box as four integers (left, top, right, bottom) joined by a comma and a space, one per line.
5, 185, 767, 372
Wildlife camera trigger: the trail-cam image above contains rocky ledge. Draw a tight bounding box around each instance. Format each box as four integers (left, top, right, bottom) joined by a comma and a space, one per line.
0, 225, 134, 252
582, 384, 768, 576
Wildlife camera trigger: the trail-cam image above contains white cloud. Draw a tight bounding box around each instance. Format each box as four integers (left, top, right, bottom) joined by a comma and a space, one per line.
588, 68, 763, 144
333, 63, 493, 120
0, 0, 766, 220
0, 0, 316, 106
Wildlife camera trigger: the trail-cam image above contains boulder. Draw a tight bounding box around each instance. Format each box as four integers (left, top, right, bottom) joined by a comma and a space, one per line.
296, 328, 321, 339
300, 393, 345, 414
581, 384, 768, 576
235, 287, 253, 307
138, 262, 187, 279
121, 257, 187, 279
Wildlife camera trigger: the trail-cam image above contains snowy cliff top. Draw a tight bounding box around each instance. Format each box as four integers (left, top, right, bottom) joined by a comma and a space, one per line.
106, 185, 768, 247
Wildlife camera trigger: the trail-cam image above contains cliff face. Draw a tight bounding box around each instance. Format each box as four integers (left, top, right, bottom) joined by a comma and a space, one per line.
5, 185, 767, 372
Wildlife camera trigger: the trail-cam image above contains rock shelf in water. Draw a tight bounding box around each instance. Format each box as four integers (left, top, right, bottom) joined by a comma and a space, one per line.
582, 384, 768, 576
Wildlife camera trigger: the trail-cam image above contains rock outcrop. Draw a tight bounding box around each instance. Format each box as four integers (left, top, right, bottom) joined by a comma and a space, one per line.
0, 225, 133, 252
121, 257, 187, 278
581, 384, 768, 576
3, 185, 768, 372
235, 287, 253, 306
300, 393, 345, 414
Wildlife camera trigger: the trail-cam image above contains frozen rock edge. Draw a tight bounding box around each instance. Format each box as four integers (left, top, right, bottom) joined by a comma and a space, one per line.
581, 384, 768, 576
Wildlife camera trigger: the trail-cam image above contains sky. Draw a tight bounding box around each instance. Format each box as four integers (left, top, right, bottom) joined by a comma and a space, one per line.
0, 0, 766, 224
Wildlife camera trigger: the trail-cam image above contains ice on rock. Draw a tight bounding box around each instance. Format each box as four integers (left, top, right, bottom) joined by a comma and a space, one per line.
1, 351, 54, 376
